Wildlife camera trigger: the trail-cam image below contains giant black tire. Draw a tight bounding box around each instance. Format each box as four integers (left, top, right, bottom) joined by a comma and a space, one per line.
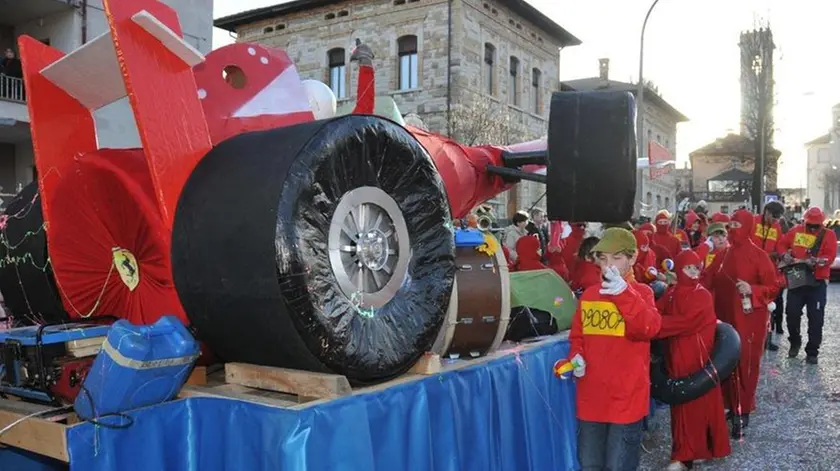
0, 182, 68, 324
650, 322, 741, 405
172, 116, 455, 384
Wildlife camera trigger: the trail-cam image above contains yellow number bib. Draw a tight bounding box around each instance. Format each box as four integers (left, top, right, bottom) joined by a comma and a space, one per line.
793, 232, 816, 249
580, 300, 626, 337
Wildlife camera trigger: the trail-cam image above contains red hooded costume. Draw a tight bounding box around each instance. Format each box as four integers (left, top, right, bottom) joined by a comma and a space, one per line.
778, 208, 838, 282
710, 212, 731, 224
656, 251, 731, 463
572, 260, 601, 293
515, 235, 547, 271
561, 223, 586, 274
633, 231, 658, 283
651, 211, 682, 261
683, 210, 705, 249
751, 214, 783, 256
703, 209, 778, 415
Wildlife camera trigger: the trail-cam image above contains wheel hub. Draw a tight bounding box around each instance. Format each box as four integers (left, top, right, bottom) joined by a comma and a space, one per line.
328, 187, 411, 309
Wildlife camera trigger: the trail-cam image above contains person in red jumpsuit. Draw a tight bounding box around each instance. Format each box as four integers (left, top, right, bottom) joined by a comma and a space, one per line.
514, 234, 546, 271
565, 228, 661, 470
702, 209, 778, 438
710, 212, 731, 224
777, 206, 838, 364
656, 250, 731, 470
751, 201, 786, 351
651, 210, 682, 260
561, 222, 586, 274
633, 230, 667, 299
682, 210, 705, 249
571, 236, 602, 295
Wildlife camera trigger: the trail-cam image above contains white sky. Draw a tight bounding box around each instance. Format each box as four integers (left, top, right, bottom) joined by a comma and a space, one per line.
212, 0, 840, 189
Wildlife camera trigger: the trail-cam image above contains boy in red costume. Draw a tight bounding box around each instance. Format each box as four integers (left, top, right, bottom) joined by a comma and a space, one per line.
566, 228, 662, 470
656, 250, 731, 470
571, 236, 602, 294
514, 235, 546, 271
703, 209, 778, 438
778, 206, 838, 364
752, 201, 786, 351
652, 210, 683, 260
695, 222, 727, 270
633, 231, 667, 299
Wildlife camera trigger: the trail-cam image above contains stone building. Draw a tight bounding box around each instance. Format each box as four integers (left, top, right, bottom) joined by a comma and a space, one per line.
563, 59, 688, 217
214, 0, 581, 219
688, 133, 781, 214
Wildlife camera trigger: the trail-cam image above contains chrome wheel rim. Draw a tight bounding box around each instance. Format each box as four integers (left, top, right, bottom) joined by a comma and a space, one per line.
328, 186, 410, 308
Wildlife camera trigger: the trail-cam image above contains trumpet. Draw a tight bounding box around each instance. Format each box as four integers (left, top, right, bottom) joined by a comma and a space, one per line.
477, 215, 493, 232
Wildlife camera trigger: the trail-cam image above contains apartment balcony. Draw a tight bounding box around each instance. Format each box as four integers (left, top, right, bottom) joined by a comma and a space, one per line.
0, 75, 25, 103
0, 0, 77, 27
692, 190, 751, 203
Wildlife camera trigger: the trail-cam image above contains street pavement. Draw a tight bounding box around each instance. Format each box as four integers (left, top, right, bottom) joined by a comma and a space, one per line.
640, 281, 840, 471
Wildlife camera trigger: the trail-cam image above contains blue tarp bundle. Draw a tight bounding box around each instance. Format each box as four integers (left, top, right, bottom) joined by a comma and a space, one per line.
4, 339, 579, 471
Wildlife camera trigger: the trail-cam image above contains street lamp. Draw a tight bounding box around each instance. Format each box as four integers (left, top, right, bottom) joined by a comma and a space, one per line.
635, 0, 662, 215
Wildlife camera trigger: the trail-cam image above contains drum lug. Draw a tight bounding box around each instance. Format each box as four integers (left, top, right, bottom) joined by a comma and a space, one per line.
459, 264, 473, 271
481, 315, 496, 323
459, 317, 473, 325
448, 353, 461, 360
480, 263, 494, 270
469, 351, 480, 358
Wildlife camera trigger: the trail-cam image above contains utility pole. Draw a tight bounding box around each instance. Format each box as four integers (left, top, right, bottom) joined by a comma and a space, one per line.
635, 0, 662, 217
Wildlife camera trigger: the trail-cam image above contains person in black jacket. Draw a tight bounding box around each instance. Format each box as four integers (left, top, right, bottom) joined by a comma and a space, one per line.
526, 208, 549, 260
1, 49, 22, 78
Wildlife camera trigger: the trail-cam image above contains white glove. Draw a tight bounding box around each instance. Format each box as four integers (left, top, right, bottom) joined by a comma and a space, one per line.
704, 238, 714, 250
600, 266, 628, 296
571, 354, 586, 378
768, 302, 776, 312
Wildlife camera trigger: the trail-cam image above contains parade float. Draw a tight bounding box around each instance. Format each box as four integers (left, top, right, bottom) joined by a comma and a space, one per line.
0, 0, 647, 469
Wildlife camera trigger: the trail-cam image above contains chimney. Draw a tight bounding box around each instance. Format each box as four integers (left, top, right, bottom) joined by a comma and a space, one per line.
599, 58, 609, 81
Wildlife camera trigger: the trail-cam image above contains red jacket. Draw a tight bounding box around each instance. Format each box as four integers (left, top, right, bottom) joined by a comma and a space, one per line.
751, 214, 782, 255
572, 260, 601, 293
568, 280, 661, 424
547, 249, 570, 281
778, 224, 838, 281
515, 235, 546, 271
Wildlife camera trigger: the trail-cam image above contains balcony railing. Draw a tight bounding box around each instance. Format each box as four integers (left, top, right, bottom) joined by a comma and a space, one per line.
692, 191, 751, 203
0, 75, 25, 103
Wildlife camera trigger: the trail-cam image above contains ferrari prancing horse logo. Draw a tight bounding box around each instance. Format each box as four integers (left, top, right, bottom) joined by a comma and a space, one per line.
112, 247, 140, 291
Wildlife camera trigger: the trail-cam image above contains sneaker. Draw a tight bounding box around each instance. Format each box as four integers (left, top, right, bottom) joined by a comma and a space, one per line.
789, 344, 801, 358
765, 335, 779, 351
730, 415, 745, 439
806, 355, 818, 365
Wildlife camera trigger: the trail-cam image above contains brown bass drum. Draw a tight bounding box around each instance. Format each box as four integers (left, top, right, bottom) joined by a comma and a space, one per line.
431, 246, 510, 359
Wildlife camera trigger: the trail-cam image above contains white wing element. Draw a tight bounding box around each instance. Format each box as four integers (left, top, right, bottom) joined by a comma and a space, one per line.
301, 79, 337, 120
530, 158, 674, 176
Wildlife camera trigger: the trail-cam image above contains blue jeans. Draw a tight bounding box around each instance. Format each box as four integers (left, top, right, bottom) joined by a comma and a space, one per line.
578, 419, 643, 471
786, 281, 828, 357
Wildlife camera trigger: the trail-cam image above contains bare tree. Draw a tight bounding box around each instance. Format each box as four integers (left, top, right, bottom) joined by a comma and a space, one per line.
447, 93, 530, 146
739, 24, 775, 209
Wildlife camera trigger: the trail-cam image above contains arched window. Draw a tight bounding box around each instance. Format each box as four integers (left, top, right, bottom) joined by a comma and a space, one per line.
509, 56, 520, 106
645, 191, 652, 206
664, 197, 670, 209
656, 194, 662, 209
327, 48, 346, 99
484, 43, 496, 95
531, 68, 542, 113
398, 35, 418, 90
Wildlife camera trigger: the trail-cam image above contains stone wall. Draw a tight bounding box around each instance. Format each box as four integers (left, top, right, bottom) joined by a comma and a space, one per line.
234, 0, 565, 215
